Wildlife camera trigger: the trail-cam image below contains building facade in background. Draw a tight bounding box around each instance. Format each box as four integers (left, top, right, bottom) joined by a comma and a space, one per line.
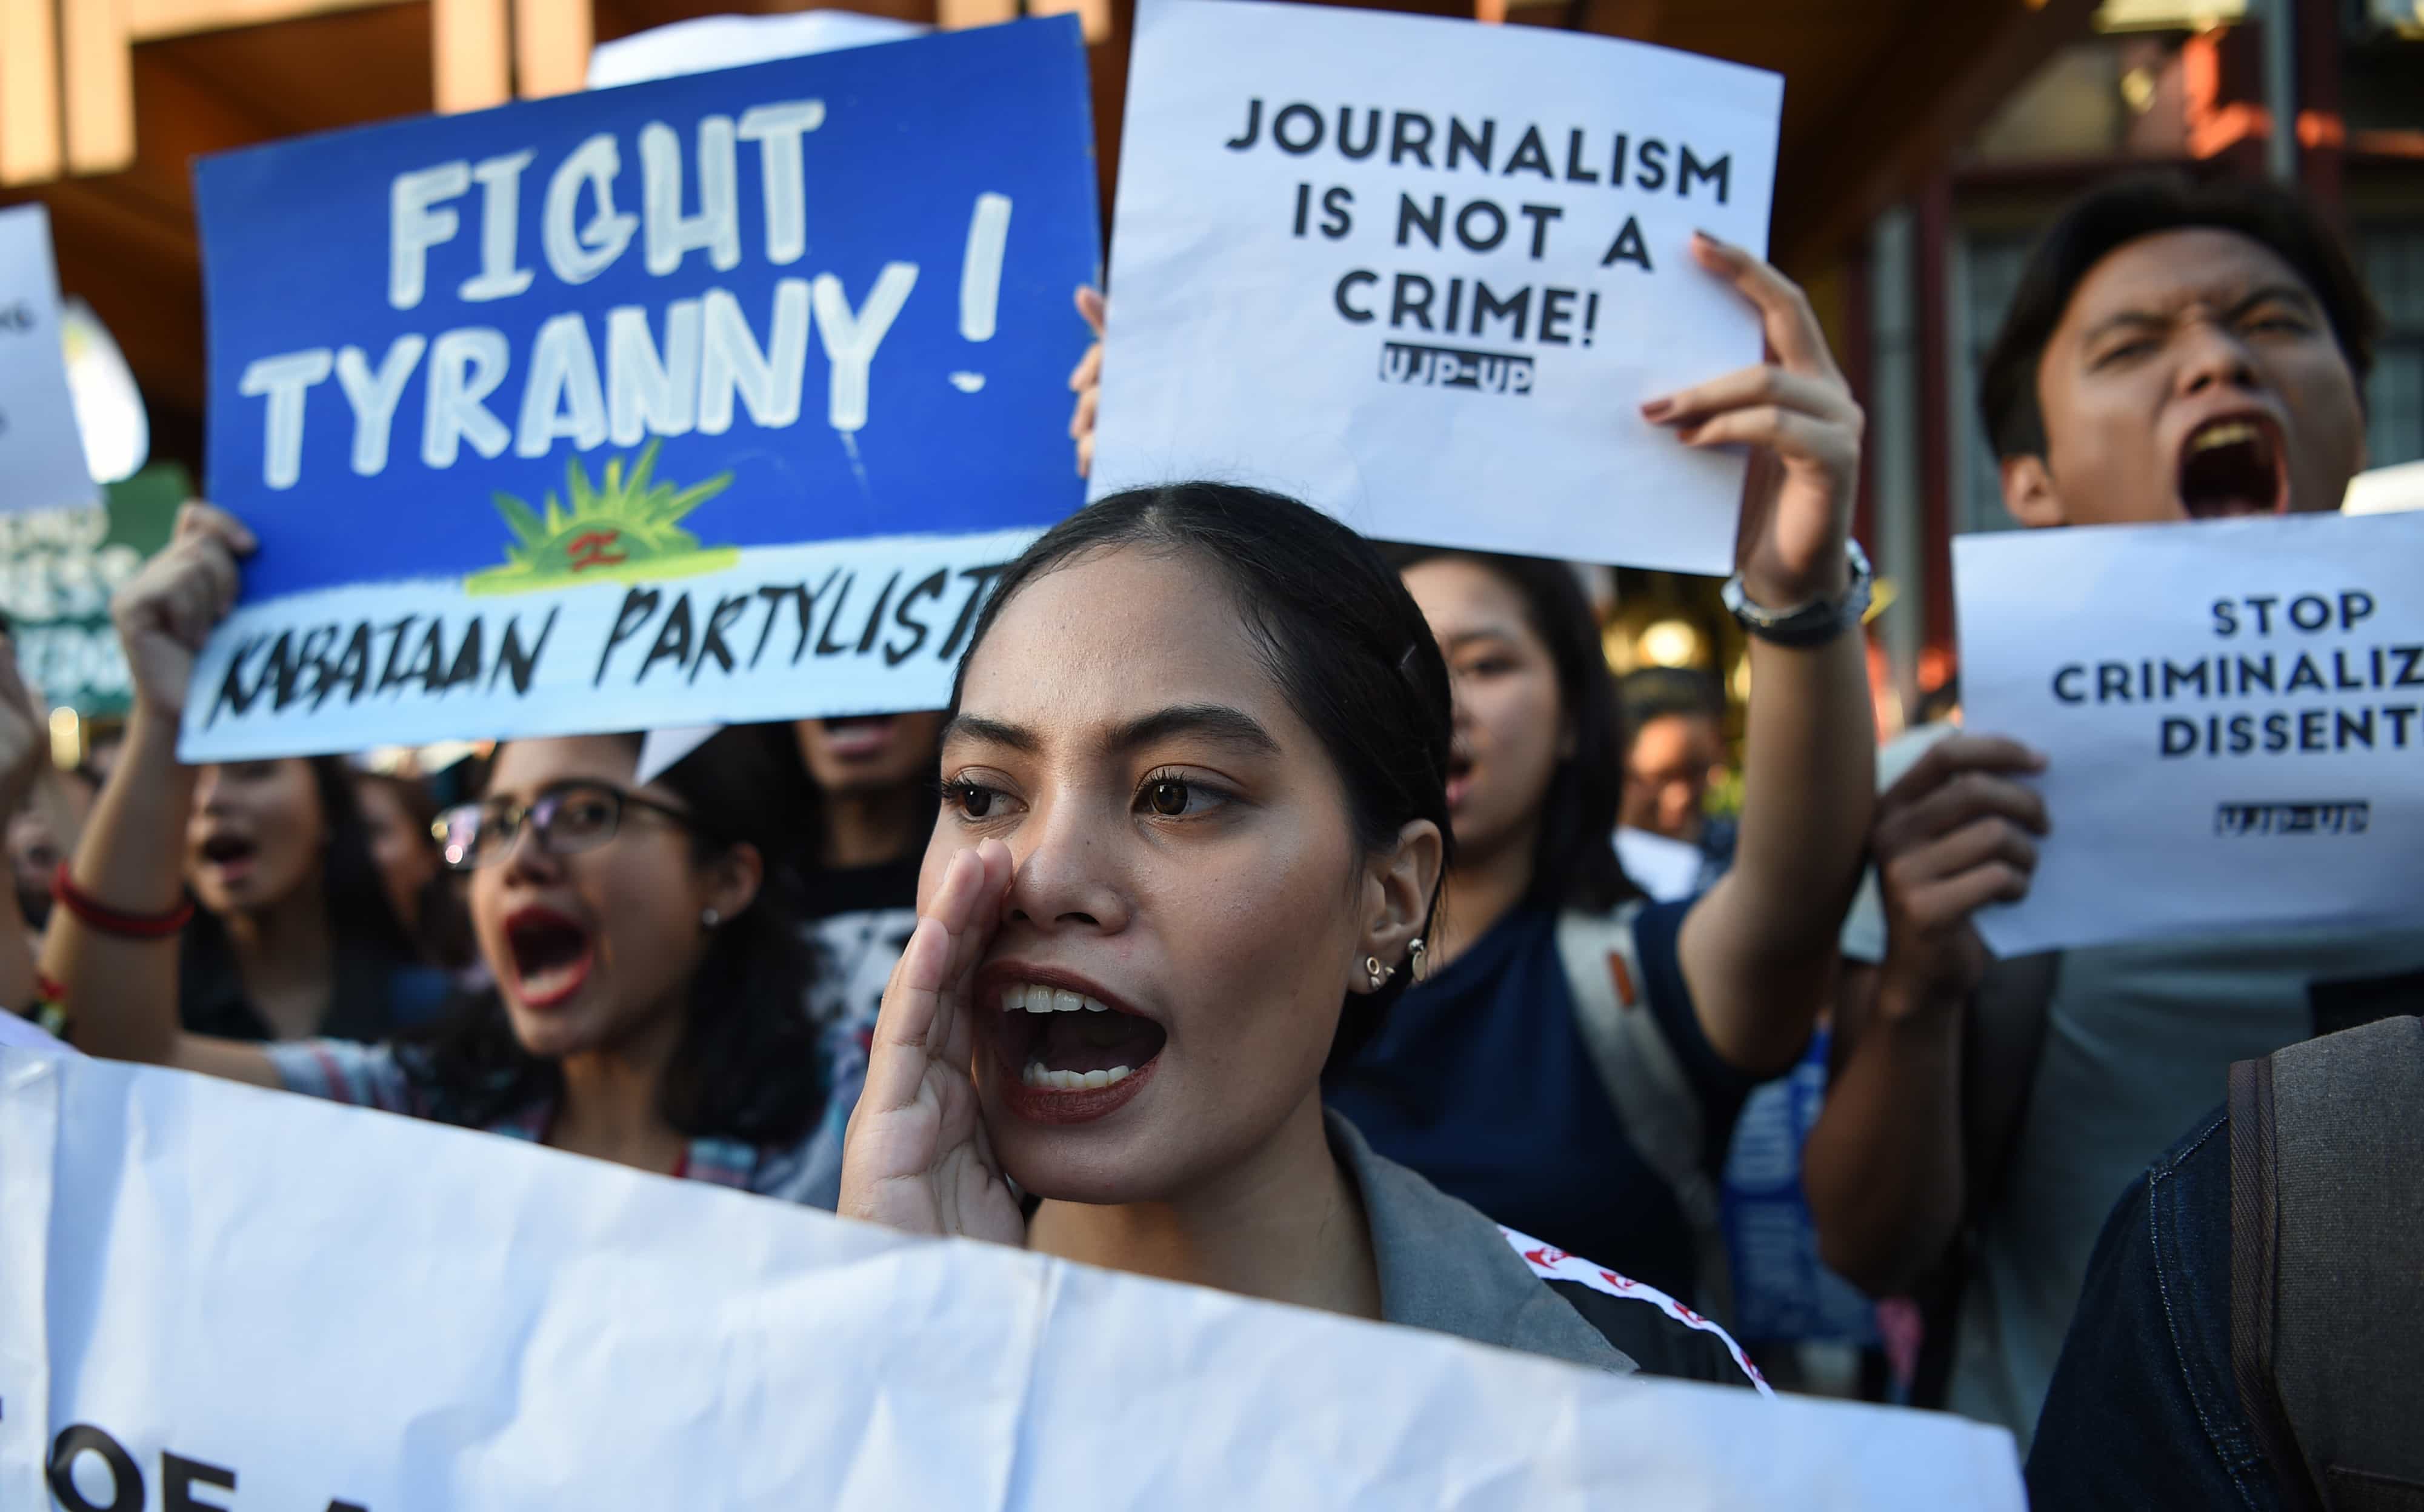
1859, 0, 2424, 720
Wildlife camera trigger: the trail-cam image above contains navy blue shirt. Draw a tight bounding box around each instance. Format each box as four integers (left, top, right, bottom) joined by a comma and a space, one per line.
1325, 900, 1758, 1304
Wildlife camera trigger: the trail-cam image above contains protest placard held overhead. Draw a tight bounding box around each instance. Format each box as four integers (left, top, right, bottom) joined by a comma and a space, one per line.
1090, 0, 1780, 574
184, 18, 1099, 762
0, 207, 99, 519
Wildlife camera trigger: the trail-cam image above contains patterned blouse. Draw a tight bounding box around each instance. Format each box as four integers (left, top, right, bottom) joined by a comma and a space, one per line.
265, 1037, 843, 1205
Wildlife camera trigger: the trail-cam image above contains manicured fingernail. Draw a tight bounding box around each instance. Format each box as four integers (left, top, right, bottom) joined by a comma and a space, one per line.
1640, 397, 1673, 419
1676, 423, 1702, 444
1693, 230, 1717, 247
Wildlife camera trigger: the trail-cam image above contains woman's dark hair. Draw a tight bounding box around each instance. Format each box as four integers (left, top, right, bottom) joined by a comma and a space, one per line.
353, 768, 478, 971
1388, 547, 1638, 916
1980, 171, 2379, 462
948, 482, 1456, 1066
180, 756, 426, 1035
399, 725, 827, 1147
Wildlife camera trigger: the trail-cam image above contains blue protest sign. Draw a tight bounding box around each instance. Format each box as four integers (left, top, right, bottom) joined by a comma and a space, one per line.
184, 18, 1099, 761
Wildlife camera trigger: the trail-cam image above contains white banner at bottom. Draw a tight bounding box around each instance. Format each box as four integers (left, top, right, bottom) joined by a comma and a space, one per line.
0, 1048, 2023, 1510
176, 527, 1042, 762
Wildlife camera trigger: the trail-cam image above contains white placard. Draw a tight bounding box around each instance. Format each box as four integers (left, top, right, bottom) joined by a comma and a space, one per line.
0, 1048, 2024, 1509
1957, 511, 2424, 955
0, 206, 98, 518
1091, 0, 1780, 574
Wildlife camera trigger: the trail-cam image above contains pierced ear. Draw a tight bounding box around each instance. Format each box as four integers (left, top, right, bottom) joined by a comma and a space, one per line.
705, 841, 764, 926
1354, 818, 1445, 991
2001, 453, 2066, 528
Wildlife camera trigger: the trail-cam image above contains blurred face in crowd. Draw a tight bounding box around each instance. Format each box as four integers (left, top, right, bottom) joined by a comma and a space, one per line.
1620, 711, 1723, 844
1399, 557, 1569, 870
9, 771, 93, 925
467, 737, 757, 1061
9, 808, 64, 927
187, 759, 325, 916
2008, 228, 2368, 528
794, 711, 947, 798
933, 546, 1385, 1205
354, 776, 437, 935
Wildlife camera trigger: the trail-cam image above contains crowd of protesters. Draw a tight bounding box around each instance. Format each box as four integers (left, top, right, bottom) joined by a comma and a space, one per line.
7, 168, 2420, 1504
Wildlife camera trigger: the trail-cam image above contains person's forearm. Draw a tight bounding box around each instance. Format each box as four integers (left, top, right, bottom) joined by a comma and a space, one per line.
1679, 618, 1874, 1073
39, 705, 195, 1064
1731, 625, 1876, 965
1803, 977, 1968, 1296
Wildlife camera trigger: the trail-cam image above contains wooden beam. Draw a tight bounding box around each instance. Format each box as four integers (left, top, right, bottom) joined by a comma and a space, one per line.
937, 0, 1016, 26
0, 0, 64, 185
513, 0, 590, 101
62, 0, 137, 175
1028, 0, 1111, 44
1573, 0, 1660, 41
1774, 0, 2100, 270
126, 0, 402, 41
432, 0, 510, 112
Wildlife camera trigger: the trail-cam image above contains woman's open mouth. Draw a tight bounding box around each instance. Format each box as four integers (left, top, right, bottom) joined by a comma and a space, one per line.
196, 833, 259, 884
819, 714, 900, 759
1445, 750, 1477, 810
503, 905, 595, 1009
986, 973, 1168, 1125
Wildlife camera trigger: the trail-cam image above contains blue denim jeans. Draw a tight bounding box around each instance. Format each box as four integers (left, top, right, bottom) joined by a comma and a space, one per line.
2026, 1110, 2290, 1510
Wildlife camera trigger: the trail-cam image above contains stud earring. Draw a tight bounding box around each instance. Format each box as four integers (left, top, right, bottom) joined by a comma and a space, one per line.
1408, 938, 1428, 982
701, 907, 722, 930
1365, 954, 1393, 991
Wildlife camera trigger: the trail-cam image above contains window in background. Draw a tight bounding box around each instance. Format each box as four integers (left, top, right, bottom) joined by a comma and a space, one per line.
2359, 221, 2424, 469
1953, 229, 2037, 536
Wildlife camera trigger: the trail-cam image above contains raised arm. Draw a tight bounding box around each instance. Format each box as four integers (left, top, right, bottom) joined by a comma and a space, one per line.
1653, 236, 1875, 1079
1802, 734, 2047, 1294
40, 504, 278, 1087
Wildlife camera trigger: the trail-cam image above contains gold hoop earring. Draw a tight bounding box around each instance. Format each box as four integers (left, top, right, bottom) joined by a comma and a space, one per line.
1364, 954, 1391, 991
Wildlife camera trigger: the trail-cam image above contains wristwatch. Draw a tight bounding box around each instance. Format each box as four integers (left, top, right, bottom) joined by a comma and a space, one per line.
1722, 540, 1873, 648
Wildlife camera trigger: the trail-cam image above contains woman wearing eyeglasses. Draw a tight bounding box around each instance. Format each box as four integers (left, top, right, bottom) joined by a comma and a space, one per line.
38, 505, 837, 1196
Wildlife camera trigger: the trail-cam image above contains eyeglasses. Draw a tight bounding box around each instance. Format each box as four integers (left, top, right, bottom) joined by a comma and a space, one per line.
433, 781, 700, 871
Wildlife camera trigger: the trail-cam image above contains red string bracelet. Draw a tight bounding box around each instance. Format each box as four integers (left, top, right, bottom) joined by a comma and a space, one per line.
51, 862, 194, 939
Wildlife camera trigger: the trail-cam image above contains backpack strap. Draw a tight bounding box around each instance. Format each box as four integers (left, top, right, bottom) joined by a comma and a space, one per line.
1554, 904, 1732, 1324
2254, 1015, 2424, 1508
2228, 1051, 2319, 1511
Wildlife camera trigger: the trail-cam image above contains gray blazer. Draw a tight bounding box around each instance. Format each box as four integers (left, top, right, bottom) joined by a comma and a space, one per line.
1331, 1111, 1640, 1374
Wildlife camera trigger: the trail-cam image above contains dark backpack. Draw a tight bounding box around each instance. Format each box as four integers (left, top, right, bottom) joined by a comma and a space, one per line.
2227, 1014, 2424, 1511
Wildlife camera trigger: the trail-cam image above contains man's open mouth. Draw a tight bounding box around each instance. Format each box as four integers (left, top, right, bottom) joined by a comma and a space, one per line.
504, 906, 594, 1008
2176, 415, 2288, 519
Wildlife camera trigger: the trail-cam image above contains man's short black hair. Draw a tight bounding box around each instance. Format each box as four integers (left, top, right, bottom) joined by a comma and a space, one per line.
1978, 172, 2379, 461
1619, 667, 1723, 747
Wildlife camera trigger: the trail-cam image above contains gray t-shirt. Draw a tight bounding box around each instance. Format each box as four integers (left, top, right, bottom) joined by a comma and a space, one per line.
1843, 724, 2424, 1448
